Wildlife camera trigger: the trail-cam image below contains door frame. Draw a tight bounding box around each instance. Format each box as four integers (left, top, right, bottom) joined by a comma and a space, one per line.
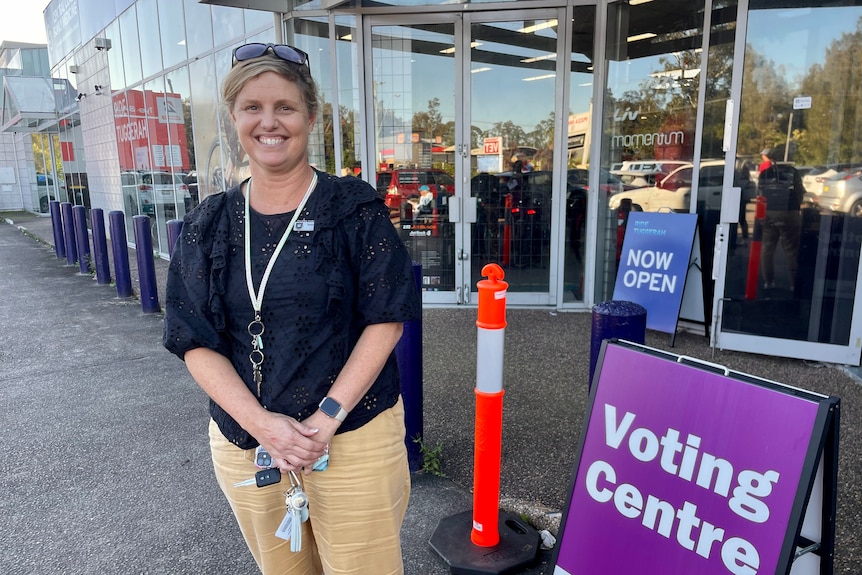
712, 0, 862, 365
362, 8, 568, 306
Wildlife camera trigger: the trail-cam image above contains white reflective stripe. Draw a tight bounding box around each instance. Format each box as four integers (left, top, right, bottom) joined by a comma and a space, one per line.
476, 327, 505, 393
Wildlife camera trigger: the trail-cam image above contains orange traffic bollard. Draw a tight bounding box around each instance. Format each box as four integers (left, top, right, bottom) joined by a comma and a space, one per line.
428, 262, 539, 572
745, 196, 766, 300
471, 263, 507, 547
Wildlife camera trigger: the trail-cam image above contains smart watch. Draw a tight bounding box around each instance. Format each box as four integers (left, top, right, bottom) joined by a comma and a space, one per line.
318, 396, 348, 422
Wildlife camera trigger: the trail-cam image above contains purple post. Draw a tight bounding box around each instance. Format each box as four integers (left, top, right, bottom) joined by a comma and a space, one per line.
132, 215, 161, 313
60, 202, 77, 266
589, 300, 647, 391
72, 205, 91, 274
395, 261, 423, 472
49, 200, 66, 258
109, 210, 133, 298
90, 209, 112, 285
166, 219, 183, 257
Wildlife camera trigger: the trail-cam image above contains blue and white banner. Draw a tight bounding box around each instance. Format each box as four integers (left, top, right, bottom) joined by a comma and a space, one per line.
613, 212, 698, 333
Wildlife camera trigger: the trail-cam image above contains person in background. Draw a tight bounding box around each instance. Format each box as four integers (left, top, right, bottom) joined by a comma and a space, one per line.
757, 160, 803, 291
163, 42, 421, 575
759, 148, 775, 173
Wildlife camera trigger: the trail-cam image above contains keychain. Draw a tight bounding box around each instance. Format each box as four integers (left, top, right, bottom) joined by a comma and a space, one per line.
275, 470, 309, 551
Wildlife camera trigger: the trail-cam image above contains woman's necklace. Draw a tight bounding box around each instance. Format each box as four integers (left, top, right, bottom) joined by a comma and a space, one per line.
244, 171, 318, 397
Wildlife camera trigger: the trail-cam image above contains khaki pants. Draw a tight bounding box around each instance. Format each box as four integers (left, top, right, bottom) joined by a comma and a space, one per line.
209, 398, 410, 575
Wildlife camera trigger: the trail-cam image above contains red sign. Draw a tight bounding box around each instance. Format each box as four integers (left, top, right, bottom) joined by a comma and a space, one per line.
483, 137, 501, 155
113, 90, 190, 171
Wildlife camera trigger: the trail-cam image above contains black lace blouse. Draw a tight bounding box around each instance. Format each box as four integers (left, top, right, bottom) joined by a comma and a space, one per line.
163, 170, 421, 448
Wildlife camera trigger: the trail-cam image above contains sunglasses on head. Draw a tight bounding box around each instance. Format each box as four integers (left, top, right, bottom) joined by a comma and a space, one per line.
232, 43, 310, 70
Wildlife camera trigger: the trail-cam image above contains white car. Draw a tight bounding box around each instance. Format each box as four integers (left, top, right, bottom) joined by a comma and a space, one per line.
122, 171, 191, 216
608, 160, 726, 212
610, 160, 689, 189
816, 169, 862, 216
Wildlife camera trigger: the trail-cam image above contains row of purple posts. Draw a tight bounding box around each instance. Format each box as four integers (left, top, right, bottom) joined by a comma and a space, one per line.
48, 201, 182, 315
48, 200, 423, 470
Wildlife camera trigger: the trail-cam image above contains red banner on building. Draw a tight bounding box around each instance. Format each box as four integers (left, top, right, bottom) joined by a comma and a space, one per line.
113, 90, 190, 171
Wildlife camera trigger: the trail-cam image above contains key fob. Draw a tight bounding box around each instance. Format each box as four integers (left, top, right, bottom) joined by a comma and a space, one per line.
255, 446, 273, 469
255, 468, 281, 488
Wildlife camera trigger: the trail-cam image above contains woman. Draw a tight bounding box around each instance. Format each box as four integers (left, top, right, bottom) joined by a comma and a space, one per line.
163, 43, 421, 574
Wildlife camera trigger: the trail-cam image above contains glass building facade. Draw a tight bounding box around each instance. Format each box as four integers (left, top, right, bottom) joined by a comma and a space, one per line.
7, 0, 862, 365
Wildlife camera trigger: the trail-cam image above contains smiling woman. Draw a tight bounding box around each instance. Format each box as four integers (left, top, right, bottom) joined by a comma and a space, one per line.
163, 42, 421, 575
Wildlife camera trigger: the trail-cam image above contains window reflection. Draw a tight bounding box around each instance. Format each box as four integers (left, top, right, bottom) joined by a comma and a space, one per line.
119, 7, 142, 86
289, 16, 332, 172
335, 15, 362, 177
183, 0, 213, 58
599, 0, 706, 300
106, 19, 125, 90
563, 6, 596, 303
212, 5, 245, 43
722, 4, 862, 345
137, 0, 163, 79
158, 0, 186, 68
189, 55, 220, 201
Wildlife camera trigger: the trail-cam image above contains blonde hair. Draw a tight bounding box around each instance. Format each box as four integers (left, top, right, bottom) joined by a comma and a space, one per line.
221, 56, 319, 119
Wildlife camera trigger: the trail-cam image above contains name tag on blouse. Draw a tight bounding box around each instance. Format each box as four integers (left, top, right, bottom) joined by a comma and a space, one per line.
294, 220, 315, 231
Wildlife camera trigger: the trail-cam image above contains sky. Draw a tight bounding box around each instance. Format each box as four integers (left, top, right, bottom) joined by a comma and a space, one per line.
0, 2, 49, 45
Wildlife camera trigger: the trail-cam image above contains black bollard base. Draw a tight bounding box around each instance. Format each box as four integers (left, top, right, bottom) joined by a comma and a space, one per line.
429, 510, 540, 575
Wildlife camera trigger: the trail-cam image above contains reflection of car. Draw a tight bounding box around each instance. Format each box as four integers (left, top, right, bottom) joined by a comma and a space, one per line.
802, 164, 860, 198
122, 171, 191, 216
608, 160, 726, 213
36, 174, 67, 213
816, 169, 862, 216
377, 168, 455, 211
610, 160, 688, 188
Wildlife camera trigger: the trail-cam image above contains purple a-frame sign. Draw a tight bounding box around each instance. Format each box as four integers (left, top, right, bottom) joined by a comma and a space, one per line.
554, 340, 838, 575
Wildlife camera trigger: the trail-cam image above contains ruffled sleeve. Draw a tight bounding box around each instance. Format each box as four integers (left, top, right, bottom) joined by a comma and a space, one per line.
323, 173, 422, 326
162, 190, 234, 359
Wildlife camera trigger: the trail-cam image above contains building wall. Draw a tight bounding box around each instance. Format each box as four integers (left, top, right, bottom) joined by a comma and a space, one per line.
73, 37, 121, 213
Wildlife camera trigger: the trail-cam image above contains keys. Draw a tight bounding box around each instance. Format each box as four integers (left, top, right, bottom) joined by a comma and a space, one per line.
275, 471, 309, 551
233, 467, 281, 488
248, 316, 265, 396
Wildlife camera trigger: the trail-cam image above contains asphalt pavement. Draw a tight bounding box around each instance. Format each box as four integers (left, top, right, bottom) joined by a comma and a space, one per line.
1, 211, 861, 575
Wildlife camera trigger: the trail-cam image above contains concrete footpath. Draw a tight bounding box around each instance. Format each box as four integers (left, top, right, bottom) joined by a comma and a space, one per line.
1, 211, 861, 574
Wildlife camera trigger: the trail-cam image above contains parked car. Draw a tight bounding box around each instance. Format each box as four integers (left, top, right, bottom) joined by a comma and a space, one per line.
377, 168, 455, 212
815, 169, 862, 216
610, 160, 688, 188
608, 160, 726, 213
122, 171, 191, 216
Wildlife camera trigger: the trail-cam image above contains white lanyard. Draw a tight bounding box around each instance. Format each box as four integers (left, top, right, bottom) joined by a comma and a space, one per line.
244, 172, 318, 317
244, 171, 317, 396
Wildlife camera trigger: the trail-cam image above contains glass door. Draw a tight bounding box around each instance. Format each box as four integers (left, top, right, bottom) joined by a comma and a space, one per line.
366, 17, 461, 305
714, 0, 862, 364
464, 9, 563, 305
366, 9, 565, 305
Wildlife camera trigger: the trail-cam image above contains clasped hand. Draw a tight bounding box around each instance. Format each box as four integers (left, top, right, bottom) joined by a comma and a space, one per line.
255, 411, 334, 475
